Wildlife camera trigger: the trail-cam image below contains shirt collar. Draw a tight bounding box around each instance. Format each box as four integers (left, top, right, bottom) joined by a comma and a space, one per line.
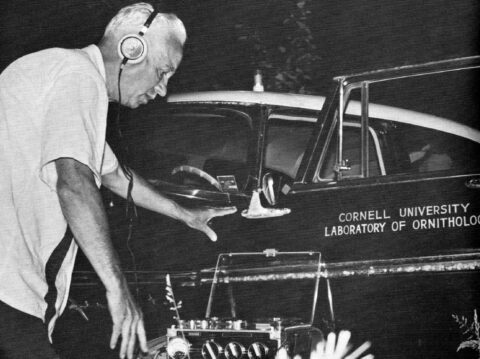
81, 44, 107, 82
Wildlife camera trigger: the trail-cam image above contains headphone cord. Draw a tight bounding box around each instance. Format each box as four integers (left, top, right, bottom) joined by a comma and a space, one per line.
117, 64, 140, 300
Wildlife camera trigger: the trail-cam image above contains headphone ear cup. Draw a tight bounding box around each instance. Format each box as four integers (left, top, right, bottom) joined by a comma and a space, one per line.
117, 34, 148, 64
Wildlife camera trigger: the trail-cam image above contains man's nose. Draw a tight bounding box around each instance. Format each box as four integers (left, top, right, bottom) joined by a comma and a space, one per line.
146, 89, 158, 100
154, 78, 169, 97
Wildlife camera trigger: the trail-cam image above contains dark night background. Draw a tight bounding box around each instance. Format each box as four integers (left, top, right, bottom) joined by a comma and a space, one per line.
1, 0, 479, 95
1, 1, 479, 358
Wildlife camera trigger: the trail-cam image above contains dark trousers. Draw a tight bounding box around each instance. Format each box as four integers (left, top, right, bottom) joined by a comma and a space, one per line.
0, 227, 73, 359
0, 300, 60, 359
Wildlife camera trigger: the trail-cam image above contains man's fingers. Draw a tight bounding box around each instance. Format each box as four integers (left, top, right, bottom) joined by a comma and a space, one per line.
120, 314, 132, 359
126, 316, 140, 359
137, 318, 148, 353
110, 307, 147, 359
210, 206, 237, 218
110, 322, 121, 350
202, 206, 237, 242
203, 224, 218, 242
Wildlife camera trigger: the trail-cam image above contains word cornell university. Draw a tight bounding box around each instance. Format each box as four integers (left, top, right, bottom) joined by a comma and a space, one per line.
324, 202, 478, 237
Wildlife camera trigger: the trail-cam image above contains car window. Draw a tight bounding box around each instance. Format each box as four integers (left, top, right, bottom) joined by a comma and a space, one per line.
264, 113, 316, 179
317, 121, 383, 181
364, 67, 480, 176
316, 118, 480, 182
314, 67, 480, 182
380, 122, 480, 176
126, 107, 252, 190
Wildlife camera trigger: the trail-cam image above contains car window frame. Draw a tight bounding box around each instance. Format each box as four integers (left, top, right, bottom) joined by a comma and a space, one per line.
314, 120, 386, 182
292, 57, 480, 190
264, 109, 320, 180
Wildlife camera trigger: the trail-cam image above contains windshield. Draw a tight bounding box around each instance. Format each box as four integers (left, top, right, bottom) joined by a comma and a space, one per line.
265, 115, 315, 179
121, 105, 253, 191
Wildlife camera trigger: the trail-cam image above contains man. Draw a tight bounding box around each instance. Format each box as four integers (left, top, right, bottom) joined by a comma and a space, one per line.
0, 3, 236, 359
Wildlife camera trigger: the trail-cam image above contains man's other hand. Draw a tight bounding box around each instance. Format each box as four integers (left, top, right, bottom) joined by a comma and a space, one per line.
107, 278, 148, 359
186, 206, 237, 242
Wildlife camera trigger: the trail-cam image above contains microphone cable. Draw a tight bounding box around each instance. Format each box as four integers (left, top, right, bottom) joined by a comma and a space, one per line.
116, 62, 140, 300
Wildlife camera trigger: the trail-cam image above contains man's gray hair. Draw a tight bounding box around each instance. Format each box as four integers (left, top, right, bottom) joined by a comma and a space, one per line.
103, 2, 186, 45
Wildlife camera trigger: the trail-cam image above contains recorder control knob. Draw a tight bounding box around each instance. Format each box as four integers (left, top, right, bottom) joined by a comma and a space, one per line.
247, 342, 269, 359
202, 340, 223, 359
225, 342, 246, 359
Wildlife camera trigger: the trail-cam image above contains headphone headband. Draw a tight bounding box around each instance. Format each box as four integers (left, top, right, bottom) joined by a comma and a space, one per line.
140, 10, 158, 35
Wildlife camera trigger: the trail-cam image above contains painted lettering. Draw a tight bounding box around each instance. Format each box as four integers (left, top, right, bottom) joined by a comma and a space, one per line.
411, 214, 480, 230
338, 210, 390, 223
399, 203, 471, 218
323, 222, 387, 237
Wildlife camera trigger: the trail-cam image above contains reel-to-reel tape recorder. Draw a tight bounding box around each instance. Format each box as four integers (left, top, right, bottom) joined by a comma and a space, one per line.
141, 250, 327, 359
165, 316, 320, 359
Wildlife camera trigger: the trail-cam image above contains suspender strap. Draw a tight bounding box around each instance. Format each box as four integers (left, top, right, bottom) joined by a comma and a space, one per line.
44, 226, 74, 326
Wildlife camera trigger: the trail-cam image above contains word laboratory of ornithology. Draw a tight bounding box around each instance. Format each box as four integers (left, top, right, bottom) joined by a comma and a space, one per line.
324, 203, 479, 237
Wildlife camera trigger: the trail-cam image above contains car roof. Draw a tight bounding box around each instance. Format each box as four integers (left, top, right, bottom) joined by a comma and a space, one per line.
167, 91, 480, 143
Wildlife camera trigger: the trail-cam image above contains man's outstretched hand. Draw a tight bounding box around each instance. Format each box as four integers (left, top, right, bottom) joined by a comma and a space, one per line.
185, 206, 237, 242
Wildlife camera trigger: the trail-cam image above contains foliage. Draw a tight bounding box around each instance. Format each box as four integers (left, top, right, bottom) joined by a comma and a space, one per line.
165, 274, 183, 321
235, 0, 320, 93
452, 309, 480, 358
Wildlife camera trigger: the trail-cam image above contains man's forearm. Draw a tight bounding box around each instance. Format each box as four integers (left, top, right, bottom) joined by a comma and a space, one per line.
102, 165, 237, 242
56, 158, 148, 359
102, 166, 192, 224
56, 159, 125, 292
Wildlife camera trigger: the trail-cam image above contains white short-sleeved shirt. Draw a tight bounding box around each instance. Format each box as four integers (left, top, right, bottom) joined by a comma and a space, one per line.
0, 44, 118, 337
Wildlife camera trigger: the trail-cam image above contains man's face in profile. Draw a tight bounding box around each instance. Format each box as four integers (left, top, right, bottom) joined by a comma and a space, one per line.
120, 42, 183, 108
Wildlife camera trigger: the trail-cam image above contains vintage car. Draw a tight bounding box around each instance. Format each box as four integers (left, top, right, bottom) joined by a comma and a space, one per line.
66, 56, 480, 359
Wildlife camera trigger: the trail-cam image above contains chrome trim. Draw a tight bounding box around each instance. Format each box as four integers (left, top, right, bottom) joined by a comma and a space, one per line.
292, 172, 480, 194
334, 55, 480, 87
72, 252, 480, 287
338, 79, 344, 180
168, 91, 327, 111
323, 252, 480, 278
361, 82, 369, 177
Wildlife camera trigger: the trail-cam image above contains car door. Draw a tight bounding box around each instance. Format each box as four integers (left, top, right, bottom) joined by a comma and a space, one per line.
259, 66, 480, 359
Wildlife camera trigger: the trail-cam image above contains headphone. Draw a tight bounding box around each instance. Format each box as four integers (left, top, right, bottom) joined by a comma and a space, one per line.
117, 9, 158, 65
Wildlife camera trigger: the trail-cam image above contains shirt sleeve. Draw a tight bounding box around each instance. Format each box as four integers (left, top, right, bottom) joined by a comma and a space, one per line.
101, 142, 119, 176
39, 72, 108, 190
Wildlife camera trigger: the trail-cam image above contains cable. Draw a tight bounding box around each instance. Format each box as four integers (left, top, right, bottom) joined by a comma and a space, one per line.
116, 63, 140, 300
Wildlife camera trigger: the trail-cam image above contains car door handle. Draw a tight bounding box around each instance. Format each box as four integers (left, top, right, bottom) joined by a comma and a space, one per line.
465, 177, 480, 189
